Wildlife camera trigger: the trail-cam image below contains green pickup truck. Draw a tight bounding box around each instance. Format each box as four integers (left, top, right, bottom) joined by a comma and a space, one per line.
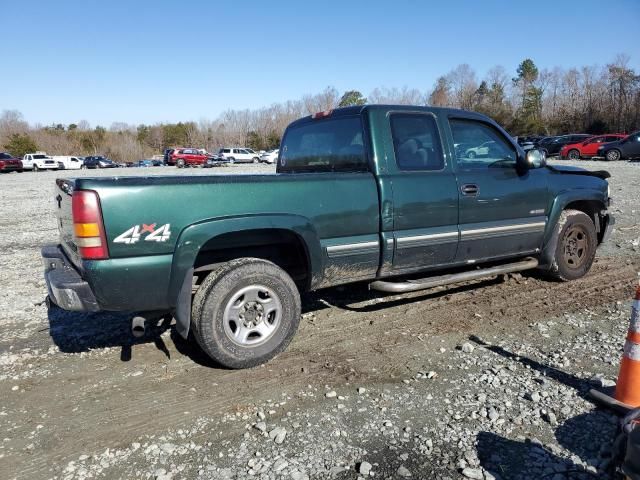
43, 105, 613, 368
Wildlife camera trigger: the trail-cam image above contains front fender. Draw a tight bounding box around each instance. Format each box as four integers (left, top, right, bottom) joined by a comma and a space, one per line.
168, 214, 322, 336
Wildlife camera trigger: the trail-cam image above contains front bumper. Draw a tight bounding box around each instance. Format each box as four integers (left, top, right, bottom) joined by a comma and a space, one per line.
42, 245, 100, 312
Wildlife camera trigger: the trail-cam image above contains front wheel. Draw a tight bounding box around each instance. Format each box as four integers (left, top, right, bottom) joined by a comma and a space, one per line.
33, 165, 39, 172
176, 159, 185, 168
191, 258, 301, 369
547, 209, 597, 281
467, 151, 476, 159
568, 149, 580, 160
228, 157, 235, 164
605, 149, 621, 161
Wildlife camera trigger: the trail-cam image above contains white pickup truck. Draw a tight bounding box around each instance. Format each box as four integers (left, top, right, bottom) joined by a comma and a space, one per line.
22, 152, 59, 171
53, 155, 84, 170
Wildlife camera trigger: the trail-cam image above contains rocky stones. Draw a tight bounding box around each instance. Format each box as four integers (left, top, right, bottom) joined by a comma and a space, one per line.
397, 465, 412, 477
268, 427, 287, 444
359, 461, 372, 475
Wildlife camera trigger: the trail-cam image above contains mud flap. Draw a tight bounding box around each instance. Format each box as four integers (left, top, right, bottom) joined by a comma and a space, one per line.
175, 267, 193, 339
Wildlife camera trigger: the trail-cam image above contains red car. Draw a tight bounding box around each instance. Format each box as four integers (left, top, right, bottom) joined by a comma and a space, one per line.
0, 152, 23, 172
559, 134, 626, 160
171, 148, 209, 167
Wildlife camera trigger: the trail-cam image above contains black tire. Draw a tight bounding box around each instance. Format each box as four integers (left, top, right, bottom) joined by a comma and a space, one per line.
176, 159, 185, 168
467, 151, 476, 159
253, 157, 259, 163
567, 149, 580, 160
605, 149, 621, 161
191, 258, 301, 369
33, 165, 39, 172
228, 157, 235, 164
547, 209, 597, 281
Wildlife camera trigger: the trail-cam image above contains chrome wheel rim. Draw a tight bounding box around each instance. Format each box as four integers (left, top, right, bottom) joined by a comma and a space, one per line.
562, 225, 589, 269
607, 150, 619, 161
223, 284, 282, 347
568, 150, 579, 160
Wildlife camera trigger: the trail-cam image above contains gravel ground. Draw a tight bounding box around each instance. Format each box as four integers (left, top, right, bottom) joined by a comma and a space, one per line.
0, 160, 639, 480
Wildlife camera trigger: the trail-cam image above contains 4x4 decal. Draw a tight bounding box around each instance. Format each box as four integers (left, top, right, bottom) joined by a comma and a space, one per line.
114, 224, 171, 244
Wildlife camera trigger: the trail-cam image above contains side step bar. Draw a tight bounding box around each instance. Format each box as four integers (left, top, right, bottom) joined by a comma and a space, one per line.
369, 257, 539, 294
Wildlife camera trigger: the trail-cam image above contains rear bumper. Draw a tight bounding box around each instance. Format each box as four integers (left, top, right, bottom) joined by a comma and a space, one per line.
42, 245, 100, 312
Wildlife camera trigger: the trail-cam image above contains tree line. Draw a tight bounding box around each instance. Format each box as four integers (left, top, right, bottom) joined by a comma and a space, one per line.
1, 55, 638, 162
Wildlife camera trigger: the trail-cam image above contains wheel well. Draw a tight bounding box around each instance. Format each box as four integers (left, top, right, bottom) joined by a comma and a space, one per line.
193, 229, 311, 291
564, 200, 606, 242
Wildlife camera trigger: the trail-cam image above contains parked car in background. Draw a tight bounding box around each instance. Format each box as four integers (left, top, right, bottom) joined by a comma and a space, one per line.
597, 131, 640, 161
0, 152, 23, 172
217, 147, 260, 163
83, 156, 117, 169
259, 149, 279, 164
54, 156, 84, 170
203, 156, 229, 168
22, 152, 58, 171
135, 160, 154, 167
559, 134, 627, 160
539, 134, 592, 157
170, 148, 209, 168
465, 141, 497, 158
164, 148, 176, 165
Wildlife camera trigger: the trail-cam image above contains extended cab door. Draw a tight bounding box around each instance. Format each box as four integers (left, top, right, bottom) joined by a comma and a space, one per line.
382, 111, 460, 273
448, 117, 549, 262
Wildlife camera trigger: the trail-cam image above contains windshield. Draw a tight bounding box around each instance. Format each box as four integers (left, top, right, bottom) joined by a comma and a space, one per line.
0, 153, 13, 159
33, 154, 48, 159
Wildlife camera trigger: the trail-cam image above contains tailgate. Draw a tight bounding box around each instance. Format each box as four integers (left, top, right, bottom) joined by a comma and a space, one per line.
54, 179, 82, 268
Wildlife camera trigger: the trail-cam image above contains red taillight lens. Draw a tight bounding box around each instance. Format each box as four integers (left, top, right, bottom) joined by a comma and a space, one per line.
312, 110, 333, 119
72, 190, 109, 260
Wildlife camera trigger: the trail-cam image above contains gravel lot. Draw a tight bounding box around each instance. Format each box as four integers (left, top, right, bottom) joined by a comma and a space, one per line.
0, 160, 639, 480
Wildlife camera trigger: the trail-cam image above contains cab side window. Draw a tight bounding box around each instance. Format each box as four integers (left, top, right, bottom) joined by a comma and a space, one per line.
390, 113, 444, 171
450, 119, 516, 169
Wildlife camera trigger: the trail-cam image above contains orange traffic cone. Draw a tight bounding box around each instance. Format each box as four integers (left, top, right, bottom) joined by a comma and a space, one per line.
590, 282, 640, 414
615, 284, 640, 408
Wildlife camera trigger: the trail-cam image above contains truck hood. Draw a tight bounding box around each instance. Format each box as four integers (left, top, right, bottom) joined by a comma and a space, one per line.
545, 164, 610, 180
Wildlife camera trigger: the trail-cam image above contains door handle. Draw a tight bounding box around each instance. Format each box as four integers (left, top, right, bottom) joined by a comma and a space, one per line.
461, 184, 479, 196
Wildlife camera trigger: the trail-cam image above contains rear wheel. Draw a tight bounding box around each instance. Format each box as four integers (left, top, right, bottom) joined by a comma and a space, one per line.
605, 149, 621, 161
253, 157, 259, 163
547, 209, 597, 281
191, 258, 301, 369
568, 149, 580, 160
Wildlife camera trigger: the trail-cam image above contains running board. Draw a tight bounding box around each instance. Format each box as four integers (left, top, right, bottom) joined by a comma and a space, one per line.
369, 257, 539, 293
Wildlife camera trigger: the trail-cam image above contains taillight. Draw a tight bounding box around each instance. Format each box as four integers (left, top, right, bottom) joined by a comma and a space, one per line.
312, 110, 333, 119
72, 190, 109, 260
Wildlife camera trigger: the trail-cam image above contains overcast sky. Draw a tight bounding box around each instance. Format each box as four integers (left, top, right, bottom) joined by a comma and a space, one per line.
2, 0, 639, 127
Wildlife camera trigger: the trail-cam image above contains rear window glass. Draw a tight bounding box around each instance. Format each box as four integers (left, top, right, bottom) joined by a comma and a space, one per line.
278, 116, 367, 173
0, 153, 12, 159
390, 113, 444, 170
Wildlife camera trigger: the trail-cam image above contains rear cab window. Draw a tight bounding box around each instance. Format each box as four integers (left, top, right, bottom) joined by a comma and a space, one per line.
390, 113, 444, 171
278, 116, 368, 173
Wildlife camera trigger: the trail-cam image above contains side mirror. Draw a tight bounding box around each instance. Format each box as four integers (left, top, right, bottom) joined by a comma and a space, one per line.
525, 149, 546, 168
